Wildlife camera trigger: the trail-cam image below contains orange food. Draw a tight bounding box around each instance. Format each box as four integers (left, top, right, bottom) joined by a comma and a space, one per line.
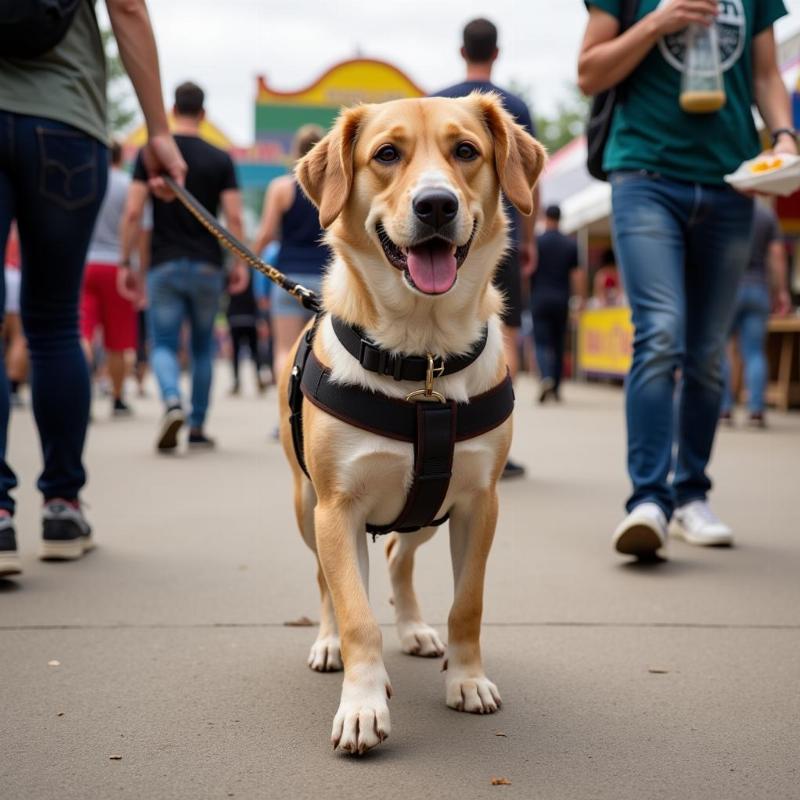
750, 158, 784, 174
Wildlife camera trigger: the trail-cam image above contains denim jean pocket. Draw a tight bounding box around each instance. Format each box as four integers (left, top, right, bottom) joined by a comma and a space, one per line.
37, 126, 99, 211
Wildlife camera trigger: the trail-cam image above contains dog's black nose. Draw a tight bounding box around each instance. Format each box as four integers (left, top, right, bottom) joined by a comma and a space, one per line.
413, 190, 458, 230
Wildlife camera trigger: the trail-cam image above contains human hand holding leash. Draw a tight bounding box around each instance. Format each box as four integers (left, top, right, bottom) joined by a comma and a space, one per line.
141, 133, 187, 201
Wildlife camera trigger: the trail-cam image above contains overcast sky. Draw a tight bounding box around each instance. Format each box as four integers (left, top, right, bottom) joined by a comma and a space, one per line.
126, 0, 800, 145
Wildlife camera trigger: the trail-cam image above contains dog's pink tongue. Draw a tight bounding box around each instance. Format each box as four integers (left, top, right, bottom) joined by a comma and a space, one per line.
406, 240, 457, 295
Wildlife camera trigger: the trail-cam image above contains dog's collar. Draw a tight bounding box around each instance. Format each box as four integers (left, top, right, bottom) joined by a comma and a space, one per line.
331, 315, 488, 382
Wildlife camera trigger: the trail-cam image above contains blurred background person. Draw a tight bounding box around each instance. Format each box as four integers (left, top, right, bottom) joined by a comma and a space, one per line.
580, 0, 795, 556
80, 141, 139, 418
3, 224, 27, 409
251, 125, 328, 384
226, 277, 266, 396
433, 16, 538, 479
0, 0, 186, 574
589, 247, 624, 309
122, 81, 248, 454
531, 205, 585, 404
721, 201, 791, 428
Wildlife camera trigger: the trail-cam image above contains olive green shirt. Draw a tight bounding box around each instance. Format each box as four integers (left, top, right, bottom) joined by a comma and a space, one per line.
0, 0, 108, 144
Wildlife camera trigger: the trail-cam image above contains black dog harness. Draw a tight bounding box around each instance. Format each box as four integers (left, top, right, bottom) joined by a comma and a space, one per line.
289, 315, 514, 536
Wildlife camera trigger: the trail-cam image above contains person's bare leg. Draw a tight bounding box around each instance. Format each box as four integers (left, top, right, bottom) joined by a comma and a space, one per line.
106, 350, 127, 401
273, 315, 306, 383
502, 324, 519, 380
5, 315, 28, 385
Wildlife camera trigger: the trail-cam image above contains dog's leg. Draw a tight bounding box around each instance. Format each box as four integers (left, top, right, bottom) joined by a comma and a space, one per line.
445, 489, 502, 714
385, 529, 446, 658
294, 476, 343, 672
316, 501, 391, 754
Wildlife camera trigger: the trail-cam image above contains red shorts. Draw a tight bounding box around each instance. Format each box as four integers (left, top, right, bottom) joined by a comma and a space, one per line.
80, 263, 137, 351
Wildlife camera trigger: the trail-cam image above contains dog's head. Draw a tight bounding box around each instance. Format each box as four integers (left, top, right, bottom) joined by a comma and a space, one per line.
297, 94, 546, 301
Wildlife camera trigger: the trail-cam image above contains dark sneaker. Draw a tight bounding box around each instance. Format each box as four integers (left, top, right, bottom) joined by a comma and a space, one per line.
157, 405, 185, 452
39, 500, 93, 561
112, 398, 133, 417
748, 412, 767, 429
188, 430, 216, 450
719, 410, 734, 426
0, 516, 21, 576
501, 459, 526, 480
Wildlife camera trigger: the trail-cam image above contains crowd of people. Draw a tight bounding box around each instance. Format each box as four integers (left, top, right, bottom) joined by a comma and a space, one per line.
0, 2, 797, 579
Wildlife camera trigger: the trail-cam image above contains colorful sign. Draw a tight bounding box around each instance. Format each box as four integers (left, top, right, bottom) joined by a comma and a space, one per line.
255, 58, 425, 166
577, 307, 633, 378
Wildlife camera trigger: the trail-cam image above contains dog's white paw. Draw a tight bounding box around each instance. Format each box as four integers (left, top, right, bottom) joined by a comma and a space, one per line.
398, 622, 446, 658
446, 673, 502, 714
307, 635, 343, 672
331, 668, 392, 755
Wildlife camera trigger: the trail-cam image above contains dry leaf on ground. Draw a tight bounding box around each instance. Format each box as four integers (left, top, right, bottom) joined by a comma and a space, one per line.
648, 667, 669, 674
283, 616, 316, 627
495, 731, 508, 737
491, 777, 512, 786
109, 755, 123, 761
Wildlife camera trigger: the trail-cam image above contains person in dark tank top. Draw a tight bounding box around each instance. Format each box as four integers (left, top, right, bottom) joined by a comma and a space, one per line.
251, 124, 331, 381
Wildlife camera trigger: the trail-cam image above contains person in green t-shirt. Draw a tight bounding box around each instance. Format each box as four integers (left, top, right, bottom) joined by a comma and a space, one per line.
578, 0, 795, 559
0, 1, 187, 579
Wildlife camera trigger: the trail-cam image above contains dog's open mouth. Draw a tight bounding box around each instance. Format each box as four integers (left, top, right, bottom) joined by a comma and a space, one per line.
376, 222, 475, 296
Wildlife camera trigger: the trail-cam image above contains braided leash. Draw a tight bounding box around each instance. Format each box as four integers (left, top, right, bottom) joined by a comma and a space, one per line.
163, 176, 321, 312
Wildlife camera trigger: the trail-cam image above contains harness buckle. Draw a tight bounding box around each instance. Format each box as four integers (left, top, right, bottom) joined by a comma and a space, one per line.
406, 353, 446, 403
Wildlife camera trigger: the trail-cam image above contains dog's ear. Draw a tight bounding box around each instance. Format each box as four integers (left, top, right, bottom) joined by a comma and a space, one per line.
473, 92, 547, 217
295, 105, 367, 229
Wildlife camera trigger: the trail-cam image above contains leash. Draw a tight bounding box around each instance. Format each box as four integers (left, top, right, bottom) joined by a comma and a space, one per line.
163, 175, 322, 312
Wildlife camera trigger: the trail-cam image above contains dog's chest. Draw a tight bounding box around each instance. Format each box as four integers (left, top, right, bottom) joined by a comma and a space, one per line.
317, 316, 510, 527
327, 420, 508, 527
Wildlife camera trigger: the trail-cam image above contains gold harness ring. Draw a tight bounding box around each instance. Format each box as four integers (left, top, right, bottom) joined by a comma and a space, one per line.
406, 353, 446, 403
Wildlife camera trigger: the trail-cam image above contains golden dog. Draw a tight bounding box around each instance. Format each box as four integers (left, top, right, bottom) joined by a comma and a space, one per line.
278, 93, 545, 754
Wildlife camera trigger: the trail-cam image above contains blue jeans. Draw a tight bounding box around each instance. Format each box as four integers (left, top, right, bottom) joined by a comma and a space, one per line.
610, 172, 754, 517
721, 281, 771, 415
147, 259, 224, 429
0, 112, 108, 511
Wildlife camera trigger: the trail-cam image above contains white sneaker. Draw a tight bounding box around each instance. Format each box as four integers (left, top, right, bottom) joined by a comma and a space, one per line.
670, 500, 733, 547
612, 502, 668, 557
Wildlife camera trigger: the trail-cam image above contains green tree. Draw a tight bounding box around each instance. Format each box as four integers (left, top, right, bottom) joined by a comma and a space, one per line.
534, 88, 590, 155
509, 80, 589, 155
101, 26, 138, 136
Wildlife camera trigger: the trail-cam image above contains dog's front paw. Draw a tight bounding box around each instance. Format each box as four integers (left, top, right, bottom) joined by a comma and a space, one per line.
398, 622, 446, 658
446, 672, 502, 714
308, 635, 343, 672
332, 669, 392, 755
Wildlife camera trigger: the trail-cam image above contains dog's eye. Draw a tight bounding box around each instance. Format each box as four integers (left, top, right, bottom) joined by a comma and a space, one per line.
454, 142, 479, 161
374, 144, 400, 164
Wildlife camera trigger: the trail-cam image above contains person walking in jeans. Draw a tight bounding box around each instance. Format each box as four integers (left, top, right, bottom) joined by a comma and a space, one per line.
121, 82, 248, 452
0, 0, 186, 576
579, 0, 796, 557
531, 205, 584, 403
721, 201, 791, 427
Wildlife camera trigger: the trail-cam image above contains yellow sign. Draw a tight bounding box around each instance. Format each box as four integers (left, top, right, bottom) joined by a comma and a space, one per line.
256, 58, 425, 109
124, 115, 234, 151
577, 307, 633, 377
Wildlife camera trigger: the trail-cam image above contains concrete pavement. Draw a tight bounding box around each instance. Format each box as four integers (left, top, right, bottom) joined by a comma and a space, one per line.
1, 374, 798, 799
